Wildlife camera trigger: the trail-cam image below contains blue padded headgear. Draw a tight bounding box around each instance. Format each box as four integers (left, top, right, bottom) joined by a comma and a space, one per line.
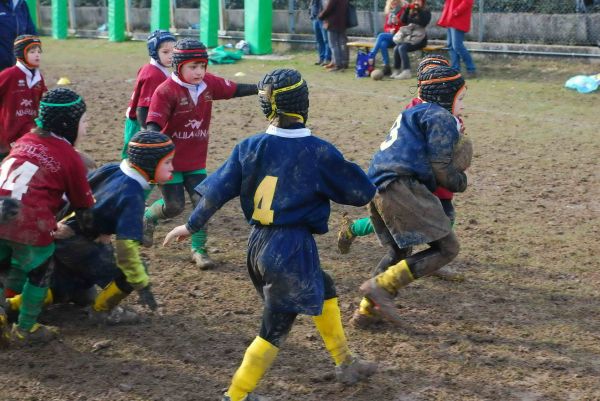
147, 30, 176, 62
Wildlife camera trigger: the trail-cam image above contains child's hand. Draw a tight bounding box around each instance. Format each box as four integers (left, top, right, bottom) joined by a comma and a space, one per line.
94, 234, 112, 244
163, 225, 191, 246
54, 222, 75, 239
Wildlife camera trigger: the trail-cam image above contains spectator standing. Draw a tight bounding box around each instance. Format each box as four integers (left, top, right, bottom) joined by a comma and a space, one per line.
319, 0, 349, 72
310, 0, 331, 66
437, 0, 477, 77
0, 0, 37, 71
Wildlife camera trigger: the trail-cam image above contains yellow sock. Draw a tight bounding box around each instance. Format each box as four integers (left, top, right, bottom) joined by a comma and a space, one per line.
375, 260, 414, 295
312, 297, 352, 366
358, 297, 376, 316
93, 281, 128, 312
7, 289, 53, 311
226, 336, 279, 401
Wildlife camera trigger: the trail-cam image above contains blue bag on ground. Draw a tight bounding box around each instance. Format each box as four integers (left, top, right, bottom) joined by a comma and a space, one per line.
355, 50, 370, 78
564, 75, 599, 94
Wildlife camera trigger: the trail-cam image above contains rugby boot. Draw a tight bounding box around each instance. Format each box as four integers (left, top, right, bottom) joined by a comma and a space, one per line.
349, 298, 383, 329
8, 323, 58, 346
335, 356, 378, 385
382, 64, 392, 76
336, 214, 355, 255
88, 306, 140, 325
221, 393, 271, 401
431, 265, 465, 282
192, 251, 216, 270
359, 260, 415, 325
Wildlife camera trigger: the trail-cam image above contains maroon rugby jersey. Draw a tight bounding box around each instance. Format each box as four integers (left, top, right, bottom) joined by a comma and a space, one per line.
147, 73, 237, 172
0, 133, 94, 246
125, 61, 170, 120
0, 63, 46, 153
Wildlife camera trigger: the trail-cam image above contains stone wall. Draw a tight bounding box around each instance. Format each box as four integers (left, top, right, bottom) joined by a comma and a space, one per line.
39, 7, 600, 46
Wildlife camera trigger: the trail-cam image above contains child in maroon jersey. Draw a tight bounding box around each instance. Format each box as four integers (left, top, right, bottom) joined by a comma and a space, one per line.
0, 88, 94, 346
0, 35, 47, 160
144, 38, 258, 269
121, 30, 176, 159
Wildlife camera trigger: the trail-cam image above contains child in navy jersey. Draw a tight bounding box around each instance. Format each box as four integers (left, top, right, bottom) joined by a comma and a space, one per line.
164, 68, 378, 401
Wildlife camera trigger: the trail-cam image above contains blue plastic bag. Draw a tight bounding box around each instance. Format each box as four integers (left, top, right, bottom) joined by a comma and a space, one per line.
565, 75, 599, 94
355, 51, 371, 78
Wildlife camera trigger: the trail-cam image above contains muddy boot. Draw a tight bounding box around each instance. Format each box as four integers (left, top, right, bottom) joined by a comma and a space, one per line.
221, 394, 271, 401
88, 305, 140, 325
359, 279, 402, 325
8, 323, 58, 346
335, 356, 378, 385
192, 251, 216, 270
349, 297, 383, 329
382, 64, 392, 76
349, 308, 383, 329
142, 218, 157, 248
431, 266, 465, 282
336, 214, 355, 255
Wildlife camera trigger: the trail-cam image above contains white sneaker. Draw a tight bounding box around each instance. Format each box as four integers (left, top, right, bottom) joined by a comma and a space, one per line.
394, 69, 412, 80
390, 69, 401, 78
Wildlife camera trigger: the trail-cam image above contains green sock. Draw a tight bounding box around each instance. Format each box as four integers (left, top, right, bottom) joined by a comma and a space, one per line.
18, 281, 48, 331
6, 262, 27, 294
351, 217, 375, 237
144, 198, 165, 223
191, 229, 207, 254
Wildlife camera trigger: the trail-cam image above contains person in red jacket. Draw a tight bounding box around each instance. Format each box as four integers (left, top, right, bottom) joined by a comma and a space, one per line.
437, 0, 477, 77
0, 35, 46, 160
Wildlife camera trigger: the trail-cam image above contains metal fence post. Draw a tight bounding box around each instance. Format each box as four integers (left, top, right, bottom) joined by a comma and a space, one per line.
289, 0, 295, 33
372, 0, 378, 37
478, 0, 484, 42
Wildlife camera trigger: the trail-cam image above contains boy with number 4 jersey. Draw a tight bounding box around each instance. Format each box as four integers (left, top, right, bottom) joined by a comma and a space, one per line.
164, 69, 377, 401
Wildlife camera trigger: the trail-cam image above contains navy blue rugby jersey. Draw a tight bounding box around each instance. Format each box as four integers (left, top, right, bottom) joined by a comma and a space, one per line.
368, 102, 461, 191
67, 161, 150, 242
187, 125, 375, 234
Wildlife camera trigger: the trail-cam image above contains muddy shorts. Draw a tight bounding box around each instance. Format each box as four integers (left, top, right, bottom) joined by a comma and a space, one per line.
247, 226, 335, 316
369, 177, 452, 249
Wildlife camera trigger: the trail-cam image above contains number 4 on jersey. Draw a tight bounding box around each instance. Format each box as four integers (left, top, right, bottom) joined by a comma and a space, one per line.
0, 158, 39, 200
252, 175, 278, 225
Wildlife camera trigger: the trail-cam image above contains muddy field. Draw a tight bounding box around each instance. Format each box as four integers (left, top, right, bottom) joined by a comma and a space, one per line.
1, 38, 599, 401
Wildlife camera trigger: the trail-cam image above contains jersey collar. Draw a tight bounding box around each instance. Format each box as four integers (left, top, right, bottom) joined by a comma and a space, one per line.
266, 125, 312, 138
150, 58, 171, 78
16, 61, 42, 88
171, 72, 206, 106
120, 160, 151, 190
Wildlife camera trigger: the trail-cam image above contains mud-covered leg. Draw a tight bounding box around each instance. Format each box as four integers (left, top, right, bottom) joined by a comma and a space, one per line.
222, 308, 294, 401
143, 183, 186, 247
360, 232, 460, 325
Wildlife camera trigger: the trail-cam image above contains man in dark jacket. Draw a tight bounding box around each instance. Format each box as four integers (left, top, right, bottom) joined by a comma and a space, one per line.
319, 0, 349, 71
0, 0, 37, 71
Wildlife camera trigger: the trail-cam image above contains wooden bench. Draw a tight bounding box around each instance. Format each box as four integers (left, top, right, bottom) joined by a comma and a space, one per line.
347, 41, 446, 55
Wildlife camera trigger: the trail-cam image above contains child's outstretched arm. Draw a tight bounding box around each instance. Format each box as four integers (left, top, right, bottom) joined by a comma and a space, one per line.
233, 83, 258, 98
163, 144, 244, 246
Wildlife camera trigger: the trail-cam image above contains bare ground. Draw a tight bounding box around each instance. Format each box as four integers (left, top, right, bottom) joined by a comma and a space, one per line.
1, 39, 599, 401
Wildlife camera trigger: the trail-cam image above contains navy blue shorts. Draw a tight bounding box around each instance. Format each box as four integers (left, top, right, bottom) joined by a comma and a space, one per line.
247, 226, 336, 316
